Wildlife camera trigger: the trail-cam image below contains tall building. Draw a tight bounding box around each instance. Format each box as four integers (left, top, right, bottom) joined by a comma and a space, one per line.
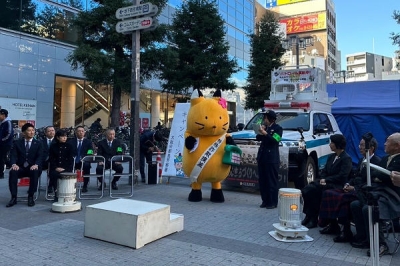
0, 0, 255, 128
338, 52, 393, 83
257, 0, 338, 77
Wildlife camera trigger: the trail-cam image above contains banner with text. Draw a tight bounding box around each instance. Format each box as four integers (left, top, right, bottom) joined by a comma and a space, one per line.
280, 12, 326, 34
0, 98, 37, 128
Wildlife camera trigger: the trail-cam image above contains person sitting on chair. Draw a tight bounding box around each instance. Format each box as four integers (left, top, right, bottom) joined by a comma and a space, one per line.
96, 128, 123, 190
7, 123, 43, 207
318, 137, 381, 242
41, 126, 55, 193
350, 132, 400, 257
68, 126, 93, 193
48, 129, 75, 201
301, 134, 353, 228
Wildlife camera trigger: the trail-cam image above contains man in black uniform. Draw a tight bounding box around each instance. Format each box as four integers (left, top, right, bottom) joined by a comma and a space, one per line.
96, 129, 123, 190
256, 110, 283, 209
41, 126, 55, 193
139, 130, 163, 183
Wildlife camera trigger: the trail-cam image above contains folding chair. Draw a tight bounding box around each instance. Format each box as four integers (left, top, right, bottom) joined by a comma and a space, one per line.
17, 176, 40, 201
382, 219, 400, 255
109, 155, 134, 198
77, 155, 105, 200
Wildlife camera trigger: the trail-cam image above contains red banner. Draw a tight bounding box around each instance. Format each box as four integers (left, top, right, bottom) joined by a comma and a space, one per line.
280, 12, 326, 34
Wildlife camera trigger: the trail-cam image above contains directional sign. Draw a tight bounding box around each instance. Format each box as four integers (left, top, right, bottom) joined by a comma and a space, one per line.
116, 2, 158, 20
116, 17, 153, 33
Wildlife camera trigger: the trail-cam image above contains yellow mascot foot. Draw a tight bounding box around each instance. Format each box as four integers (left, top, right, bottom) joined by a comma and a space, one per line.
188, 189, 202, 202
210, 189, 225, 203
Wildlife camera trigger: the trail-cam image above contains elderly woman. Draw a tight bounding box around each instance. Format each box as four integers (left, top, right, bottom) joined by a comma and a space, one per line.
48, 129, 75, 198
318, 137, 381, 242
301, 134, 353, 228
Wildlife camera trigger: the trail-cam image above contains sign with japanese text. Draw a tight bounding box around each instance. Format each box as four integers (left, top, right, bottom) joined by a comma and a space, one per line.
116, 17, 153, 33
223, 145, 289, 191
272, 69, 317, 84
115, 3, 158, 19
162, 103, 190, 178
280, 12, 326, 34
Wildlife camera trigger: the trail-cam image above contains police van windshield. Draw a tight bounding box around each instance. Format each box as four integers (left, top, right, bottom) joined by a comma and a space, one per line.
245, 112, 310, 131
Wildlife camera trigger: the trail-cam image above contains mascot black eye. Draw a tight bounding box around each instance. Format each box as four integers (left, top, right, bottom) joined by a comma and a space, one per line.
205, 116, 208, 119
219, 116, 222, 119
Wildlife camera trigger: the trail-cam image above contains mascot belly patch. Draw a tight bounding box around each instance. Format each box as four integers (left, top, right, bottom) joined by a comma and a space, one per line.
182, 89, 239, 202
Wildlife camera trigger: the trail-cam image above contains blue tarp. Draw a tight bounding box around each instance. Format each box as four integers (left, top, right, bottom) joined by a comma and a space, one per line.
327, 80, 400, 164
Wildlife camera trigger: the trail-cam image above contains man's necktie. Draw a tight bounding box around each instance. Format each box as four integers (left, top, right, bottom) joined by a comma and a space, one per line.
24, 141, 30, 167
108, 141, 112, 148
76, 140, 82, 163
48, 139, 51, 148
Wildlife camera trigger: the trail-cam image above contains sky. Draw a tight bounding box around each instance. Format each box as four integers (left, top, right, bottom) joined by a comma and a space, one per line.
334, 0, 400, 70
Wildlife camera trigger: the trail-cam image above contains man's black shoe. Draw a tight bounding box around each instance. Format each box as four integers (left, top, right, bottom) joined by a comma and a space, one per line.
319, 223, 341, 235
259, 202, 267, 208
302, 216, 311, 226
333, 231, 353, 243
367, 243, 389, 257
351, 240, 369, 249
82, 187, 88, 193
305, 219, 318, 229
28, 196, 35, 207
98, 183, 106, 191
112, 183, 118, 190
6, 198, 17, 208
266, 205, 277, 209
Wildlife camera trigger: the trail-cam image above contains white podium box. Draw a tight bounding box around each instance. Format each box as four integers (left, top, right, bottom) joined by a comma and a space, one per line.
84, 199, 184, 249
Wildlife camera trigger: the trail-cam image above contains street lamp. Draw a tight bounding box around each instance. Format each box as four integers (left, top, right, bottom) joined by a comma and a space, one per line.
334, 70, 355, 83
282, 35, 314, 69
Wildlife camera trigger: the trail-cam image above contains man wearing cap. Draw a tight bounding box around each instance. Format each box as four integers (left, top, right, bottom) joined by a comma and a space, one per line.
0, 109, 13, 179
256, 110, 283, 209
140, 130, 163, 183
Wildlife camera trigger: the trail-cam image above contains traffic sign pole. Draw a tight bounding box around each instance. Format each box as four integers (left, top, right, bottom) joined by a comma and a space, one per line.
115, 1, 159, 180
130, 0, 141, 179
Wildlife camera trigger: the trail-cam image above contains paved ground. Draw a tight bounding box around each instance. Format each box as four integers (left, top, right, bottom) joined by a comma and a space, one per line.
0, 170, 399, 266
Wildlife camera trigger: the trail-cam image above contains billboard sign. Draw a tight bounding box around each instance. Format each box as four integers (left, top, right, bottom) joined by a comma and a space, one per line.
265, 0, 277, 8
0, 98, 37, 129
280, 12, 326, 34
277, 0, 309, 5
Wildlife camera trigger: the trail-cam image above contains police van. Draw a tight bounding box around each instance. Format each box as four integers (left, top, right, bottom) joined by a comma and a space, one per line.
231, 67, 340, 188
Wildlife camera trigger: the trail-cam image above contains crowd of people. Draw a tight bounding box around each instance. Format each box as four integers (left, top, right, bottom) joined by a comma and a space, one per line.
255, 109, 400, 257
0, 109, 166, 207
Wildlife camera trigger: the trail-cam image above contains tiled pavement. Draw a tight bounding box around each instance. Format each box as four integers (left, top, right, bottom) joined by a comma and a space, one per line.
0, 171, 399, 266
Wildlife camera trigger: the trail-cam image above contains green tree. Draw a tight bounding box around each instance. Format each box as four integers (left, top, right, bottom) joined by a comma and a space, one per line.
66, 0, 168, 127
160, 0, 238, 95
391, 10, 400, 53
243, 11, 285, 110
0, 0, 36, 33
36, 0, 82, 40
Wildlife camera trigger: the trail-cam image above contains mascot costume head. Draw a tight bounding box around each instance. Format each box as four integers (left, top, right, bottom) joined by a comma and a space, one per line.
183, 89, 240, 202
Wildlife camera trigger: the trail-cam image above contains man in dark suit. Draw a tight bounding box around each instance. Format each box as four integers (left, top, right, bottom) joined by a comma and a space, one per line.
256, 110, 283, 209
68, 126, 93, 192
96, 128, 123, 190
41, 126, 55, 192
7, 123, 43, 207
350, 132, 400, 256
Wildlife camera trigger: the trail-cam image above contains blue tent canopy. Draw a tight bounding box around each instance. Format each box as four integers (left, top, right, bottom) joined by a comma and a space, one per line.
327, 80, 400, 164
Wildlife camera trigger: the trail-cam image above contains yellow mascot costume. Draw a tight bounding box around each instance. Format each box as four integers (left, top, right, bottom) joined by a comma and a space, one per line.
183, 89, 238, 202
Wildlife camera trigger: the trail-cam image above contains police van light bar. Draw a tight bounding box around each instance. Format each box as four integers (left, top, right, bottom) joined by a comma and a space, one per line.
264, 102, 310, 109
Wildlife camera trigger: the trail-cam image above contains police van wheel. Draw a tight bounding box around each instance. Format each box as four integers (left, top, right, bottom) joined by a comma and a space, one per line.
304, 157, 316, 185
